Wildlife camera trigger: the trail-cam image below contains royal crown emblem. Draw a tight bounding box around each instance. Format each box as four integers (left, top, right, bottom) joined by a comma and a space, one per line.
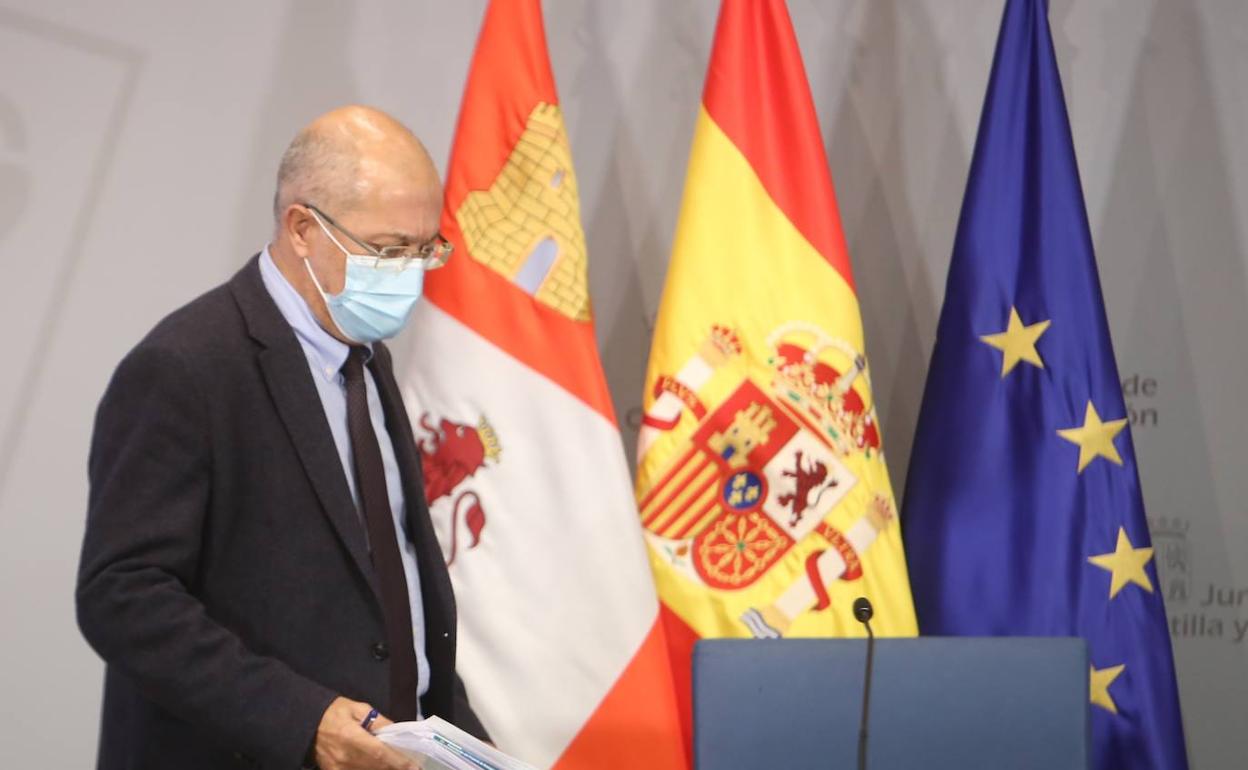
767, 321, 881, 458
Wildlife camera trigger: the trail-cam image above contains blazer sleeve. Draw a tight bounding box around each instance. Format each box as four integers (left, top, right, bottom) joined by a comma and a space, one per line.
76, 341, 338, 768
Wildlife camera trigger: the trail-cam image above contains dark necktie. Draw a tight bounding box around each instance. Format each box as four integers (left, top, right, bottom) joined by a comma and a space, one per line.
341, 346, 421, 720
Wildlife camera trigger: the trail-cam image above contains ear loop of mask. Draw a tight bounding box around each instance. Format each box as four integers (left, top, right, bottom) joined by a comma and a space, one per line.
303, 210, 363, 342
309, 210, 358, 258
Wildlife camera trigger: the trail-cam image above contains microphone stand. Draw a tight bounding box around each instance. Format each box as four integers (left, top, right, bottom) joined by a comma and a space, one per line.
853, 597, 875, 770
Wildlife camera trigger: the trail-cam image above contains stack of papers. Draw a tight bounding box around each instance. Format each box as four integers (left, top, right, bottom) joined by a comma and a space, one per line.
376, 716, 537, 770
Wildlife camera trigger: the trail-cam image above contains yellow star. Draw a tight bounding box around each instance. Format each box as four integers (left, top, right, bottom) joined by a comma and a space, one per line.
979, 307, 1051, 376
1089, 527, 1155, 598
1090, 663, 1126, 714
1056, 401, 1128, 473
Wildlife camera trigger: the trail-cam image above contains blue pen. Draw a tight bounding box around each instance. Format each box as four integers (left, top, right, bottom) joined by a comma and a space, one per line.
360, 708, 380, 732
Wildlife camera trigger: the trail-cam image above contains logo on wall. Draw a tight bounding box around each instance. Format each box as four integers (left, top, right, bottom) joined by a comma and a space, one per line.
417, 413, 501, 566
1149, 515, 1192, 604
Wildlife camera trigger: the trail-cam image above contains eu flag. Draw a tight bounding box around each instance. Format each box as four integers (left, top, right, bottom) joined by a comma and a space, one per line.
901, 1, 1188, 768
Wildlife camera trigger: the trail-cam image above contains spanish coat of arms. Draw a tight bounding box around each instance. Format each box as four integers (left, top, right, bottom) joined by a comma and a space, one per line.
637, 323, 897, 638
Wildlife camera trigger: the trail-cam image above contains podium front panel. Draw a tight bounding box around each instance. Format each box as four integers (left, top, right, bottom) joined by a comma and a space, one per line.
692, 637, 1089, 770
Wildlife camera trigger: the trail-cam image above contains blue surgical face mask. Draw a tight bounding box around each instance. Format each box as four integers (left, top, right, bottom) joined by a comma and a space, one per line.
305, 214, 426, 343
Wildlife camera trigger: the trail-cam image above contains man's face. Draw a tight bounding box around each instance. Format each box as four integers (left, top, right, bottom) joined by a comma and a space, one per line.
303, 172, 443, 296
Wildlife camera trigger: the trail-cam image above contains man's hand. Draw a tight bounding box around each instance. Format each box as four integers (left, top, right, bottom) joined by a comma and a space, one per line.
312, 696, 417, 770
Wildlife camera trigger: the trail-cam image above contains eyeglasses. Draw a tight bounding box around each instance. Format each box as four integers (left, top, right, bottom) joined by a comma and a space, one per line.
303, 203, 452, 270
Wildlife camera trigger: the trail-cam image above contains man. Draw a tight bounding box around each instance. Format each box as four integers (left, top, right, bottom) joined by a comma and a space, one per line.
76, 106, 486, 770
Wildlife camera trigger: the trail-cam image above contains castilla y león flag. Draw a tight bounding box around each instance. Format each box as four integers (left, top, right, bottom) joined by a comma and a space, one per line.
635, 0, 918, 730
398, 1, 685, 769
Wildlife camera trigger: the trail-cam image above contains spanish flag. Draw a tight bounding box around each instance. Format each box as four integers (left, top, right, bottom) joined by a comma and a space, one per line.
399, 2, 685, 769
635, 0, 918, 737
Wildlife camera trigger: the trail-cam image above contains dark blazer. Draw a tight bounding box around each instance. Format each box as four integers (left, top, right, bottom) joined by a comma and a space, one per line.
76, 256, 486, 770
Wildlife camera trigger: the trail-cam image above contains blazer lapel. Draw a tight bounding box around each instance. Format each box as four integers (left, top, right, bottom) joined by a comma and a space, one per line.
229, 256, 380, 602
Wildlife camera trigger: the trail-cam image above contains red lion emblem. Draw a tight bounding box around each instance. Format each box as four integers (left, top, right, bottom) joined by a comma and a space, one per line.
778, 450, 836, 527
418, 414, 499, 565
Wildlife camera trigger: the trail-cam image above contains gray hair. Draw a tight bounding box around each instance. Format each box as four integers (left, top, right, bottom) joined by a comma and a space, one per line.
272, 127, 361, 223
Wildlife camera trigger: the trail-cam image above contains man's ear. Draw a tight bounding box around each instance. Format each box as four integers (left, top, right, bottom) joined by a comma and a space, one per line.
284, 204, 316, 258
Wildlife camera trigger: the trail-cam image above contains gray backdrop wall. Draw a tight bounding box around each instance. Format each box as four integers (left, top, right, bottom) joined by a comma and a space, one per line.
1, 1, 1244, 767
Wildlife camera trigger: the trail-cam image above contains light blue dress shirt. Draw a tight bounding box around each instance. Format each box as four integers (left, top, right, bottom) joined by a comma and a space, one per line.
259, 247, 429, 704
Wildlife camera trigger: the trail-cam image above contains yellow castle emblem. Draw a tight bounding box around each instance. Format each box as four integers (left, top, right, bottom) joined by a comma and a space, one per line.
455, 102, 589, 321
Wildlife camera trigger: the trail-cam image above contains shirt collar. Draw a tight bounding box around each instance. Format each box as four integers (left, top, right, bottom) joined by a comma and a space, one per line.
258, 246, 370, 382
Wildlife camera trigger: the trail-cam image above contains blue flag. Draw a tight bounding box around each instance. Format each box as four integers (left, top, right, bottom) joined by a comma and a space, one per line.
901, 1, 1188, 768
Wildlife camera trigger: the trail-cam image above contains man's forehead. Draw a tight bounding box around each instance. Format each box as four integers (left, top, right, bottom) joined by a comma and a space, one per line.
357, 150, 439, 187
352, 207, 440, 243
348, 181, 441, 238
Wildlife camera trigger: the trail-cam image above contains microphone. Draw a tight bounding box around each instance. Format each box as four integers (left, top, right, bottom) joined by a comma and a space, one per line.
853, 596, 874, 624
853, 597, 875, 770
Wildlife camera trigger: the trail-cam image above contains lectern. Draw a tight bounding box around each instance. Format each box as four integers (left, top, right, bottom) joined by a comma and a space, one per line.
693, 637, 1089, 770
